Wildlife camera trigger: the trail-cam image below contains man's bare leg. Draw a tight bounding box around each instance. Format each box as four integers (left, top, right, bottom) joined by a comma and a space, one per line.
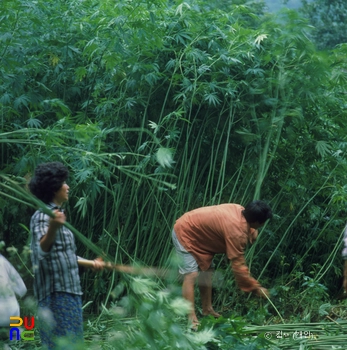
198, 269, 221, 318
182, 271, 199, 324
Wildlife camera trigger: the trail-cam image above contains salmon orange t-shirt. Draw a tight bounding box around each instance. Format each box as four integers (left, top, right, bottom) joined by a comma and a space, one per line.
174, 204, 261, 292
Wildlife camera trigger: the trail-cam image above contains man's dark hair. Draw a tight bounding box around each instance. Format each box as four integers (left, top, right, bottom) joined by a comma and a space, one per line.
242, 200, 272, 224
29, 162, 69, 204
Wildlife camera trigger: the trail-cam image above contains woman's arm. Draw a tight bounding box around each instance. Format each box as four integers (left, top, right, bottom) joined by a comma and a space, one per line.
40, 210, 66, 252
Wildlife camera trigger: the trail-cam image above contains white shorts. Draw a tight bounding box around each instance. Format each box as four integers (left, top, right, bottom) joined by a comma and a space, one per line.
171, 229, 214, 274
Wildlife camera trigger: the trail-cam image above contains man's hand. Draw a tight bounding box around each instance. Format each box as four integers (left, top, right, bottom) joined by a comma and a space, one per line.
254, 287, 269, 298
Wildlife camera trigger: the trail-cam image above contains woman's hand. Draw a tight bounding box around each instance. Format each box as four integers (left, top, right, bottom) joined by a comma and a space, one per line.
49, 210, 66, 228
92, 257, 104, 271
40, 210, 66, 252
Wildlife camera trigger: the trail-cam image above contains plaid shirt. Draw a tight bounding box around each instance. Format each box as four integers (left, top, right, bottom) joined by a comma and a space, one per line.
342, 225, 347, 260
30, 203, 82, 301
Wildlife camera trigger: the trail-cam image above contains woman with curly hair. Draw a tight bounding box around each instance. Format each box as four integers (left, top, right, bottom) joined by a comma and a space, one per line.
29, 161, 101, 349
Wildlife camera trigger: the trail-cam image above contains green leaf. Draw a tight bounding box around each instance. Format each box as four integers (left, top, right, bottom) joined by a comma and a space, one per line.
315, 140, 332, 158
254, 34, 268, 48
175, 2, 191, 17
204, 93, 221, 106
14, 95, 30, 109
148, 121, 159, 134
26, 118, 42, 128
156, 148, 174, 168
0, 92, 12, 104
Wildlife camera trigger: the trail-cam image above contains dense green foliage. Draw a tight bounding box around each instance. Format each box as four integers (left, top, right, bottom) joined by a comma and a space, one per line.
1, 0, 347, 348
302, 0, 347, 50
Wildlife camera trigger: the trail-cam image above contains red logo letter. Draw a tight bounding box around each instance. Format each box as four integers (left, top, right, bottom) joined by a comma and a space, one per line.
24, 316, 35, 330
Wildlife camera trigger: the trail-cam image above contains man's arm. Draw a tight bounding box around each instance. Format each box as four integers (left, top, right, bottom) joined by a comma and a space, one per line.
230, 256, 269, 298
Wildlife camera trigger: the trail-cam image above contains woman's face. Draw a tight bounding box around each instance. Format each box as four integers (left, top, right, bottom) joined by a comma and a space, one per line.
53, 182, 70, 205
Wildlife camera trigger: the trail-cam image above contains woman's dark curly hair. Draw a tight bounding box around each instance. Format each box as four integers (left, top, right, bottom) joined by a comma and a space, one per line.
29, 162, 69, 203
242, 200, 272, 224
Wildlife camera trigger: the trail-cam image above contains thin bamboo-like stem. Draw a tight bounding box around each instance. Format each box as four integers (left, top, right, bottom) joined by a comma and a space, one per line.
261, 289, 285, 324
255, 180, 333, 281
